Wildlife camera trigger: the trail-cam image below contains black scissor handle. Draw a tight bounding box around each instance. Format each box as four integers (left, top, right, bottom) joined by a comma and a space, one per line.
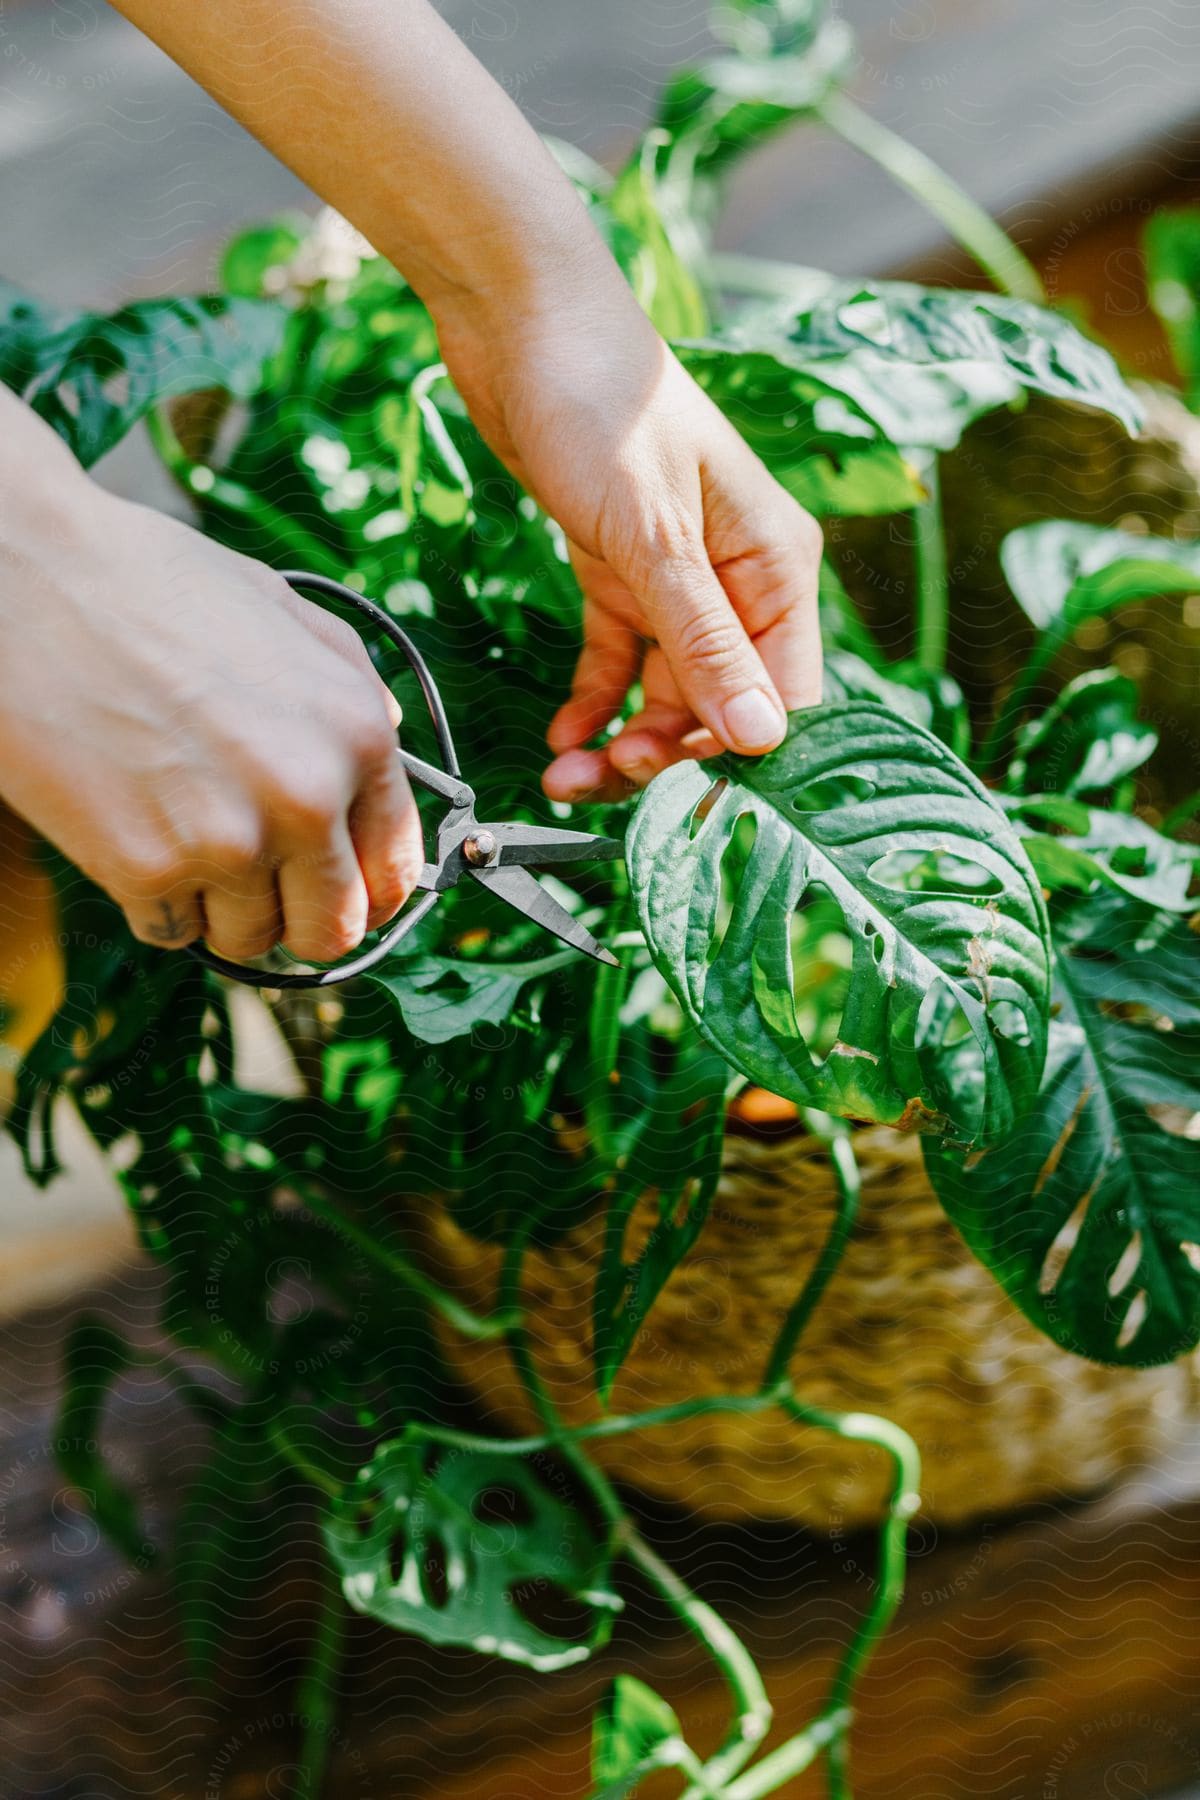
186, 570, 458, 990
279, 571, 461, 778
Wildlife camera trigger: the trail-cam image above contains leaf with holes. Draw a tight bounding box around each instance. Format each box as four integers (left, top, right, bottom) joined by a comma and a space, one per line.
823, 651, 971, 759
1013, 796, 1200, 914
0, 282, 72, 394
628, 703, 1051, 1147
1003, 519, 1200, 637
369, 948, 575, 1047
18, 292, 288, 467
1006, 670, 1157, 800
682, 344, 922, 517
718, 281, 1143, 450
655, 13, 854, 187
324, 1432, 622, 1671
925, 898, 1200, 1365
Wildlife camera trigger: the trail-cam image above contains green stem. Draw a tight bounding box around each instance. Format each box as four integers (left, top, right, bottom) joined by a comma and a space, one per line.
630, 1531, 773, 1799
294, 1575, 346, 1800
977, 631, 1062, 774
781, 1394, 920, 1723
762, 1122, 861, 1390
409, 1389, 784, 1460
724, 1706, 853, 1800
145, 406, 346, 576
268, 1423, 345, 1502
912, 453, 949, 678
499, 1212, 772, 1797
817, 92, 1044, 303
584, 865, 634, 1162
299, 1184, 518, 1341
707, 251, 836, 309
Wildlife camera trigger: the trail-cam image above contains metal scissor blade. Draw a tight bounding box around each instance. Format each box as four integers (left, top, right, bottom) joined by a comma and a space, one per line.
483, 822, 624, 869
468, 863, 619, 965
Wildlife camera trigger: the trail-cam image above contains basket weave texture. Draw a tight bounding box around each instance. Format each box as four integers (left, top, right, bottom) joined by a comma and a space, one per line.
419, 1126, 1197, 1529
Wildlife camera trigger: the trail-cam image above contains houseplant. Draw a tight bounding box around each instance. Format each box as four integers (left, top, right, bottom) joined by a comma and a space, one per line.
2, 3, 1199, 1795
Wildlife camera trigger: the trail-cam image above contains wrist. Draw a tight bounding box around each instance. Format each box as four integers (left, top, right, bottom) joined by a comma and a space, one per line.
420, 188, 638, 358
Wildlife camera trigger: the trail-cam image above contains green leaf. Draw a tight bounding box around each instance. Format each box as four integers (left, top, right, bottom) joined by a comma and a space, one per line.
655, 14, 854, 186
325, 1431, 622, 1671
369, 947, 574, 1046
925, 899, 1200, 1365
628, 703, 1051, 1147
982, 521, 1200, 772
219, 217, 307, 298
0, 281, 71, 393
733, 281, 1143, 450
609, 137, 710, 338
1144, 207, 1200, 404
1006, 669, 1157, 799
23, 293, 289, 466
55, 1315, 152, 1568
176, 1411, 279, 1682
1015, 796, 1200, 914
818, 561, 884, 664
682, 343, 921, 516
592, 1042, 728, 1400
1002, 519, 1200, 635
823, 651, 970, 758
592, 1675, 683, 1792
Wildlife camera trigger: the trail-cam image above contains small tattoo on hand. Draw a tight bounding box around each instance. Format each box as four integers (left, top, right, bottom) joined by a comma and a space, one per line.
146, 898, 192, 944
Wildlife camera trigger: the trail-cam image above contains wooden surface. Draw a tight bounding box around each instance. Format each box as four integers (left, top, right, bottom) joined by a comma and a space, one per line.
2, 1261, 1200, 1799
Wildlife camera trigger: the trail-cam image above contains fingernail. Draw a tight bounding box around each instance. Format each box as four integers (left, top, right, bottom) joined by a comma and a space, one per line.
720, 688, 787, 751
619, 757, 656, 785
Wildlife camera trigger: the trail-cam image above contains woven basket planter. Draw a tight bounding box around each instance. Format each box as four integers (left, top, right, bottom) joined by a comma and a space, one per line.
418, 1124, 1198, 1530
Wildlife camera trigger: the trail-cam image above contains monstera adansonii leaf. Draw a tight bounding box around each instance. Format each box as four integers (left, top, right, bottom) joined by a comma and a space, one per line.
628, 703, 1052, 1148
1002, 519, 1200, 644
984, 520, 1200, 769
698, 280, 1143, 454
325, 1431, 622, 1671
925, 898, 1200, 1365
8, 290, 289, 467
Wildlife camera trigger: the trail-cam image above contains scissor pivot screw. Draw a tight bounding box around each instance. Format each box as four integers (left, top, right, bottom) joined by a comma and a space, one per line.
463, 830, 498, 867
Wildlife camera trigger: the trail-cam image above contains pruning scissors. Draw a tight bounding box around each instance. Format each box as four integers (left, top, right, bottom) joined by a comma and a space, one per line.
188, 571, 623, 990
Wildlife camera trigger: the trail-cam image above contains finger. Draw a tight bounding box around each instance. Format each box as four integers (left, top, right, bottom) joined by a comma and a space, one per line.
280, 586, 404, 729
702, 454, 824, 712
542, 747, 632, 805
547, 595, 641, 756
607, 647, 701, 782
350, 753, 426, 930
639, 543, 787, 755
201, 864, 283, 963
125, 885, 206, 949
278, 827, 370, 964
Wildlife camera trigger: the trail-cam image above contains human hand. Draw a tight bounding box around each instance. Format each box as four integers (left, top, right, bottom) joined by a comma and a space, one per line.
0, 407, 422, 963
104, 0, 820, 802
436, 274, 823, 803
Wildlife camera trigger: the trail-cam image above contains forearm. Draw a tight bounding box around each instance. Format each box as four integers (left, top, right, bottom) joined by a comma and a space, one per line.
107, 0, 624, 326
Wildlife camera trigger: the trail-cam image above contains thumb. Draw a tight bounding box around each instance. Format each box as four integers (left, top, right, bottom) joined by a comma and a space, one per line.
641, 549, 788, 755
